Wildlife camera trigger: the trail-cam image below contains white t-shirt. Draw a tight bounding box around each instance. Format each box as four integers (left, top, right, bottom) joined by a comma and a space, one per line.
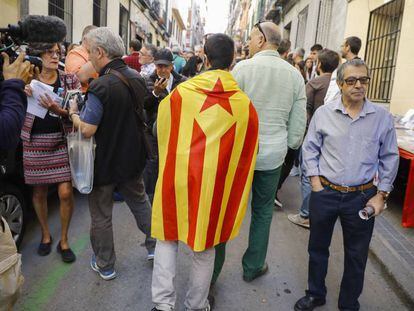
324, 69, 340, 104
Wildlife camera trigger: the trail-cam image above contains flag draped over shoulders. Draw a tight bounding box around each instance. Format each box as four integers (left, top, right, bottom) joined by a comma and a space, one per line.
152, 70, 259, 252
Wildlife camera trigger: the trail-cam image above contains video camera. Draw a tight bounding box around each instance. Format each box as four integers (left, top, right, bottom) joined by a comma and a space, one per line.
0, 15, 67, 82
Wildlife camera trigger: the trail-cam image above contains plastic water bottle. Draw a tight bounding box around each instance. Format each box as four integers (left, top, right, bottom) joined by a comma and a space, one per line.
359, 203, 388, 220
359, 204, 375, 220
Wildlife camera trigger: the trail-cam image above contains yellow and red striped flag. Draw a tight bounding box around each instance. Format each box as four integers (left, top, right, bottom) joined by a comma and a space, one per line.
152, 70, 259, 252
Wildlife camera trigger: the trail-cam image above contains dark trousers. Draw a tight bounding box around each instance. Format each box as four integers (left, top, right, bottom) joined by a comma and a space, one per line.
143, 157, 158, 204
143, 134, 159, 204
88, 175, 156, 270
277, 148, 300, 193
307, 186, 376, 310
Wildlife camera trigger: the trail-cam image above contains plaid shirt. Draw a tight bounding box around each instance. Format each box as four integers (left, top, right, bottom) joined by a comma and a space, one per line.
123, 52, 141, 72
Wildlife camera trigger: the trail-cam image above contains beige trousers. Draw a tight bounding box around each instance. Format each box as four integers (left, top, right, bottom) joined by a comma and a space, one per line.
151, 240, 214, 311
0, 217, 24, 311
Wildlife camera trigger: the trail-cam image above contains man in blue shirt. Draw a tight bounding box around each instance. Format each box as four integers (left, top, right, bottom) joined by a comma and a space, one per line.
294, 59, 399, 311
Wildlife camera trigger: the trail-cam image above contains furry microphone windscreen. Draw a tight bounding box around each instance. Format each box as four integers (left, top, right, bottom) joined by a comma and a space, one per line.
20, 15, 67, 43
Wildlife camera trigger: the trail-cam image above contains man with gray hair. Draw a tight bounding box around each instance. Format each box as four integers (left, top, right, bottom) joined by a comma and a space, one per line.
194, 44, 207, 73
212, 21, 306, 285
139, 43, 157, 77
293, 47, 305, 65
68, 27, 156, 280
295, 59, 399, 311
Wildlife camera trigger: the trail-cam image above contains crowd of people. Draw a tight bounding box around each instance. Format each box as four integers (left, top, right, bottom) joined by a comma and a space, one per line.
0, 18, 400, 311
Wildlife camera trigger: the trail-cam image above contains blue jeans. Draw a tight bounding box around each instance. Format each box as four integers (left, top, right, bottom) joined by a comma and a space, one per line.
300, 172, 312, 218
307, 186, 376, 310
299, 149, 311, 218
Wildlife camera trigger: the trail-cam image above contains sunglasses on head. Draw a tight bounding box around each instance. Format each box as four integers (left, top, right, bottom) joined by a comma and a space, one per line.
254, 20, 267, 42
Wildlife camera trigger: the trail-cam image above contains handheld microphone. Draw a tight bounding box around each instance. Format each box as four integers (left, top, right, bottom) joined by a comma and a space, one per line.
0, 15, 67, 43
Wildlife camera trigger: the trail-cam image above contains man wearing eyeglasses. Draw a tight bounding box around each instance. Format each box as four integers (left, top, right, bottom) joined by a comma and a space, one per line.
212, 21, 306, 285
324, 36, 362, 104
294, 59, 399, 311
139, 44, 157, 78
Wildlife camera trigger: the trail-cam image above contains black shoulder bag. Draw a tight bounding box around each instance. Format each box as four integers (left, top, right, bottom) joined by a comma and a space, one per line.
108, 69, 157, 160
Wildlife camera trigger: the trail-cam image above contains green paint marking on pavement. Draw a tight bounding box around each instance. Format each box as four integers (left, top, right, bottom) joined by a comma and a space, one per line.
21, 234, 90, 311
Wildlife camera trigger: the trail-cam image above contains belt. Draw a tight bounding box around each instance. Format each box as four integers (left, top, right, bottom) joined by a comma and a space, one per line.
319, 176, 375, 193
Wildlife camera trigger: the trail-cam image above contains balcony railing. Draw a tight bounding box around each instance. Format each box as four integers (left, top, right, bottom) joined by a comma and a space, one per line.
137, 0, 151, 8
150, 0, 161, 17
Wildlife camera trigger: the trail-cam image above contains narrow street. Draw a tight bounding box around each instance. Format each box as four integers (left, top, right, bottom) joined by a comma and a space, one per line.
15, 177, 409, 311
1, 0, 413, 310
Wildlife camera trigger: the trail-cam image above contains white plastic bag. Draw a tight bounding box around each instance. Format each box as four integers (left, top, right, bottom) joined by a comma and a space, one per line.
67, 127, 96, 194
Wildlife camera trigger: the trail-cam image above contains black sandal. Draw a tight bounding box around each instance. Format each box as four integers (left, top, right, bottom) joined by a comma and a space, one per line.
57, 241, 76, 263
37, 236, 53, 256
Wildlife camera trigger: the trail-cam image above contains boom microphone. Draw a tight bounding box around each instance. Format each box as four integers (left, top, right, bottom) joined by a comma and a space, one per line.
0, 15, 67, 43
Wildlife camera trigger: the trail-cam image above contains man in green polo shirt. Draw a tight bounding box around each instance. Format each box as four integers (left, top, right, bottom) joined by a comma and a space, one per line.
212, 21, 306, 285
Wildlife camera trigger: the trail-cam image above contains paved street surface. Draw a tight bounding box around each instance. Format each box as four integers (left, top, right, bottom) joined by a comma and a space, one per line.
15, 177, 410, 311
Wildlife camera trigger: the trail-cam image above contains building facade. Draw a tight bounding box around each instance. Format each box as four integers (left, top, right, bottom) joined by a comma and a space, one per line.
226, 0, 347, 55
274, 0, 348, 53
169, 7, 186, 49
185, 0, 206, 49
345, 0, 413, 115
227, 0, 251, 52
227, 0, 343, 55
225, 0, 413, 115
0, 0, 180, 49
129, 0, 170, 47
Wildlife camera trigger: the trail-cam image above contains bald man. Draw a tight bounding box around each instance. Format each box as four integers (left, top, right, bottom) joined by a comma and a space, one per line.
212, 21, 306, 285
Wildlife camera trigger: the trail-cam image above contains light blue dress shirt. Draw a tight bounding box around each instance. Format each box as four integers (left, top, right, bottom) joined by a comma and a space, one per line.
302, 97, 399, 192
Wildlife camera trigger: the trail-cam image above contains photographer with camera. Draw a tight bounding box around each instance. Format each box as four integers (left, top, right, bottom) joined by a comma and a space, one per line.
0, 52, 34, 149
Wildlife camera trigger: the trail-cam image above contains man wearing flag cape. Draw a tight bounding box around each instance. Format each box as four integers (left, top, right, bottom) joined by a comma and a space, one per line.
150, 34, 259, 311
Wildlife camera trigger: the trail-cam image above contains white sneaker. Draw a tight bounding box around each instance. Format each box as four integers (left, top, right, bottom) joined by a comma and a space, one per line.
274, 197, 283, 208
147, 249, 155, 261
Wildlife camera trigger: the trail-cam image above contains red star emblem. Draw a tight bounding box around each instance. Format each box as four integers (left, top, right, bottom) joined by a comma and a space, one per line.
198, 78, 237, 115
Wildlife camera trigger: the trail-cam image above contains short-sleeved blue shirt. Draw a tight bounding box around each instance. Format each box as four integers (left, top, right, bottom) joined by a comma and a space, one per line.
80, 93, 103, 126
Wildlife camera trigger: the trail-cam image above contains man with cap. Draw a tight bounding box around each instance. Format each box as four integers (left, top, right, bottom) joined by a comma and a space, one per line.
143, 48, 187, 203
